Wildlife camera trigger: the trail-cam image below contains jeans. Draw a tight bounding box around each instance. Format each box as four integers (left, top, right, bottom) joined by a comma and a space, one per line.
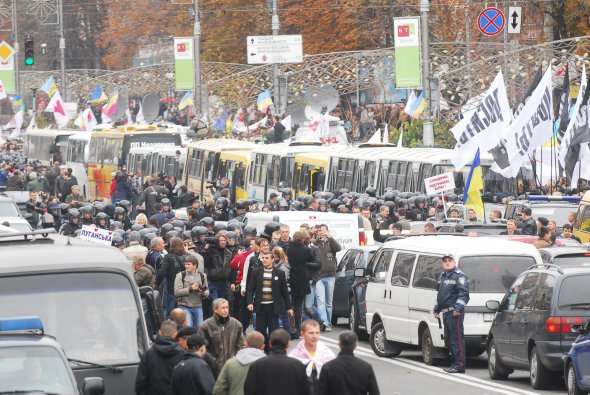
303, 285, 322, 323
208, 281, 228, 301
278, 309, 291, 333
315, 276, 335, 327
179, 305, 203, 328
163, 287, 177, 318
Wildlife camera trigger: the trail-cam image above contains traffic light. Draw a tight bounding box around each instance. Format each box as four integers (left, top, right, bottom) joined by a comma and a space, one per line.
24, 37, 34, 66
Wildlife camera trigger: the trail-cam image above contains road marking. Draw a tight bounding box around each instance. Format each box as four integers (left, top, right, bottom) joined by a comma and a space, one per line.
320, 336, 541, 395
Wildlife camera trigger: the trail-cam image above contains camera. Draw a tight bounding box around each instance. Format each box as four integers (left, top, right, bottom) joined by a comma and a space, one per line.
199, 284, 208, 291
205, 236, 218, 247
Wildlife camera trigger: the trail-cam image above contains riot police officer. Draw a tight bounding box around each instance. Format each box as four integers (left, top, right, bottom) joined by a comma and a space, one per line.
59, 209, 82, 236
433, 255, 469, 374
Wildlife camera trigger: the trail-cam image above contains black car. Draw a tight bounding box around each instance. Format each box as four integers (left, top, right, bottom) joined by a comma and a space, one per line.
486, 264, 590, 390
331, 246, 379, 329
538, 246, 590, 266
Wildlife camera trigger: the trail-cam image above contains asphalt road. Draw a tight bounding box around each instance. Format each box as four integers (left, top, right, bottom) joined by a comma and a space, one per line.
313, 322, 567, 395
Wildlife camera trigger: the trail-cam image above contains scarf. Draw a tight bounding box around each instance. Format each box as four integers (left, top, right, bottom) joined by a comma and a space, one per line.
288, 340, 335, 378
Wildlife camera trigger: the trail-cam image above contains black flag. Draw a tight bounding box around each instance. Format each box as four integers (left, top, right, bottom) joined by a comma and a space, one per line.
562, 75, 590, 181
556, 65, 570, 144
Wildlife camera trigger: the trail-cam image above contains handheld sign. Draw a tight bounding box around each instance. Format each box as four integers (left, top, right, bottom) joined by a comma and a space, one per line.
79, 225, 114, 247
424, 172, 456, 196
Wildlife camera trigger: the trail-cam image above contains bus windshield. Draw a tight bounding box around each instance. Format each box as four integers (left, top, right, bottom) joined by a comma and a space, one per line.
0, 272, 146, 366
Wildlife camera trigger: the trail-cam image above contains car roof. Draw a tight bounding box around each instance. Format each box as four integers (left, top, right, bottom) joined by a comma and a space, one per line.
0, 234, 132, 275
526, 265, 590, 276
508, 200, 578, 207
538, 246, 590, 257
382, 235, 541, 258
0, 334, 61, 348
346, 245, 381, 252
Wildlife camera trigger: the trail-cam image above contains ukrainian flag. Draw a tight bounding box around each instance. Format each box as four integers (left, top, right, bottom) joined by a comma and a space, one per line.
88, 85, 108, 104
257, 91, 273, 112
462, 149, 484, 217
40, 76, 57, 97
178, 91, 193, 110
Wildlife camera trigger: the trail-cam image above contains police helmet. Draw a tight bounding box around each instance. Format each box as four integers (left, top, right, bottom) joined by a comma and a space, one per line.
329, 199, 342, 212
416, 194, 428, 206
243, 225, 258, 237
290, 201, 303, 211
408, 196, 417, 209
226, 221, 242, 232
80, 205, 94, 217
235, 199, 247, 210
160, 223, 174, 237
111, 236, 125, 248
139, 228, 151, 240
384, 201, 396, 213
144, 233, 156, 248
200, 217, 215, 228
161, 198, 171, 207
215, 197, 229, 211
68, 209, 81, 222
365, 187, 377, 197
118, 200, 131, 213
166, 230, 179, 240
48, 203, 61, 217
399, 198, 408, 208
213, 223, 227, 233
131, 223, 144, 232
93, 202, 105, 214
171, 220, 185, 230
103, 204, 115, 218
383, 192, 395, 202
281, 188, 292, 197
114, 206, 126, 218
338, 188, 349, 197
260, 221, 281, 239
278, 198, 289, 208
59, 203, 70, 216
225, 231, 237, 242
110, 221, 123, 230
312, 191, 322, 198
318, 198, 328, 211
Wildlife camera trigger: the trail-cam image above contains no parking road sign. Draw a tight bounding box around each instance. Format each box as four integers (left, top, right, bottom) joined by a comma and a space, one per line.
478, 7, 505, 37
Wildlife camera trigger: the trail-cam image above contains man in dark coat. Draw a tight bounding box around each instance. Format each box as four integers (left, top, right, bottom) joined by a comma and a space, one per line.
244, 329, 309, 395
139, 179, 168, 217
136, 320, 185, 395
171, 334, 215, 395
318, 331, 379, 395
247, 251, 292, 348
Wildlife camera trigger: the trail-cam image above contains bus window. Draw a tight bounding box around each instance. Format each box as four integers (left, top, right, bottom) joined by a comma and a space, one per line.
397, 162, 408, 190
281, 157, 294, 188
269, 156, 281, 188
235, 165, 246, 189
362, 161, 376, 191
300, 165, 310, 194
205, 152, 216, 180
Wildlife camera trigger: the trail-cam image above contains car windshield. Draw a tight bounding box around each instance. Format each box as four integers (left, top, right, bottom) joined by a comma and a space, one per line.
0, 345, 77, 394
0, 200, 20, 217
459, 255, 536, 293
0, 272, 146, 366
553, 255, 590, 267
559, 275, 590, 308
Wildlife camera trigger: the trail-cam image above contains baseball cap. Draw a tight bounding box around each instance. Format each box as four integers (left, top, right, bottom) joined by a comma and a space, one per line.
177, 325, 199, 338
186, 334, 208, 350
269, 193, 278, 199
442, 254, 454, 261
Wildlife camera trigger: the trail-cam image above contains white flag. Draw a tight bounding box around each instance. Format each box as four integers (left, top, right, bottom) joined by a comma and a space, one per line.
397, 130, 403, 148
0, 80, 7, 100
281, 115, 292, 131
9, 110, 23, 138
492, 66, 553, 178
46, 91, 70, 128
136, 103, 145, 124
366, 128, 381, 144
451, 71, 512, 169
403, 91, 417, 115
382, 124, 389, 143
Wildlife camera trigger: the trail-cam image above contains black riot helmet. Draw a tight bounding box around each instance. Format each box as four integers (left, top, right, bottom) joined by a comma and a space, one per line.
160, 223, 174, 237
200, 217, 215, 230
131, 223, 144, 232
243, 225, 258, 238
143, 233, 156, 248
80, 205, 94, 219
318, 198, 328, 211
59, 203, 70, 217
290, 201, 303, 211
113, 206, 126, 220
191, 226, 208, 242
68, 209, 81, 223
235, 199, 247, 210
93, 202, 105, 215
118, 200, 131, 213
111, 236, 125, 248
365, 187, 377, 197
213, 222, 227, 233
215, 197, 229, 211
171, 219, 185, 230
110, 220, 123, 230
329, 199, 342, 212
226, 221, 243, 232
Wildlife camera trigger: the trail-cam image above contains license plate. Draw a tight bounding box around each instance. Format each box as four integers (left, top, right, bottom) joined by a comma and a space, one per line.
484, 313, 495, 322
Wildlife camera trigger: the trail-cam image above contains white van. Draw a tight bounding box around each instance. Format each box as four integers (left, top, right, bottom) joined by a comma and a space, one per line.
361, 235, 542, 364
244, 211, 367, 250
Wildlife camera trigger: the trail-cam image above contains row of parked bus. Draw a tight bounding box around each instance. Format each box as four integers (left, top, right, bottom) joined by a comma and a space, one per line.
181, 139, 530, 204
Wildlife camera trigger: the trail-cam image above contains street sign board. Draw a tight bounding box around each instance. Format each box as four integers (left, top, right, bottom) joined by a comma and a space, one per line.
247, 35, 303, 65
424, 172, 456, 196
478, 7, 505, 37
507, 7, 522, 34
0, 41, 14, 63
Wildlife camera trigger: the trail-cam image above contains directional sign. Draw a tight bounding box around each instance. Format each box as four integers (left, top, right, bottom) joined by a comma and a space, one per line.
0, 41, 14, 63
507, 6, 522, 34
477, 7, 505, 37
247, 35, 303, 65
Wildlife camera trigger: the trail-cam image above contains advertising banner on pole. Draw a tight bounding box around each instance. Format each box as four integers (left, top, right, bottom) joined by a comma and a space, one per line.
174, 37, 194, 91
393, 17, 421, 89
0, 57, 15, 94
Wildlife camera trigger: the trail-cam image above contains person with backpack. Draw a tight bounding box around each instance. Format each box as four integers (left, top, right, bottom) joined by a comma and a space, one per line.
157, 237, 188, 318
175, 255, 210, 328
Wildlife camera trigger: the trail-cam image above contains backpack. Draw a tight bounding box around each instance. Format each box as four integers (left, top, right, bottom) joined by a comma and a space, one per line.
181, 270, 206, 285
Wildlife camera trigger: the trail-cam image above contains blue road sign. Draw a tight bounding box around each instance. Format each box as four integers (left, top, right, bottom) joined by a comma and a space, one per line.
478, 7, 505, 37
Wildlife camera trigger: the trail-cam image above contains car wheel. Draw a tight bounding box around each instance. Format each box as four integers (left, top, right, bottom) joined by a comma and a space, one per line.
567, 363, 586, 395
488, 339, 509, 380
421, 327, 438, 365
349, 298, 367, 339
370, 322, 402, 358
530, 345, 553, 390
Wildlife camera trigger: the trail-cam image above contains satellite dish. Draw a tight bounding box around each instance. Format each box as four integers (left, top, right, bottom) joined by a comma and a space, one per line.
142, 94, 160, 123
305, 86, 339, 116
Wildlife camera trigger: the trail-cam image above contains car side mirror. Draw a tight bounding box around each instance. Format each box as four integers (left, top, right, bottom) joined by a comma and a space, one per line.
354, 268, 365, 278
486, 300, 500, 312
82, 377, 104, 395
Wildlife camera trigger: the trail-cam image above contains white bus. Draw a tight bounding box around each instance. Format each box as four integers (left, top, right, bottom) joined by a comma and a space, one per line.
151, 146, 187, 184
246, 142, 331, 203
66, 133, 91, 197
25, 129, 78, 166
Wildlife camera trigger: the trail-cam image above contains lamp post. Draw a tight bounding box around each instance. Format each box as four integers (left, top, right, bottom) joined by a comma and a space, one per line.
272, 0, 280, 115
193, 0, 202, 118
420, 0, 434, 146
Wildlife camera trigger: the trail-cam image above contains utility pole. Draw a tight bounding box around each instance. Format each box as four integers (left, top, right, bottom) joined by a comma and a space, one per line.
58, 0, 66, 97
193, 0, 202, 117
420, 0, 434, 146
11, 0, 19, 97
272, 0, 280, 115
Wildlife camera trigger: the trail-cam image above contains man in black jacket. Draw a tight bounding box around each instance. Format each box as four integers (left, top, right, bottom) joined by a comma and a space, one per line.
202, 233, 232, 313
136, 320, 185, 395
520, 207, 537, 236
171, 334, 215, 395
244, 329, 309, 395
247, 251, 292, 349
318, 331, 379, 395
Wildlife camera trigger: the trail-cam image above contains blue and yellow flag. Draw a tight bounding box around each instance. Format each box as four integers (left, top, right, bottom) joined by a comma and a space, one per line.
40, 76, 57, 97
178, 91, 193, 110
462, 149, 484, 217
88, 85, 108, 104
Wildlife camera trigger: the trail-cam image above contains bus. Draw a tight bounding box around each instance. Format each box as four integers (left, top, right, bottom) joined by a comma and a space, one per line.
126, 146, 156, 183
292, 152, 332, 199
0, 230, 159, 394
25, 129, 78, 166
325, 145, 400, 194
152, 146, 187, 184
87, 125, 182, 202
183, 139, 257, 202
66, 133, 91, 197
218, 150, 252, 202
247, 142, 330, 203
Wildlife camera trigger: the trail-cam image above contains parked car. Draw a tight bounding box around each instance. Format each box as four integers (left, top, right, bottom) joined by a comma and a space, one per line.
564, 319, 590, 395
538, 246, 590, 266
331, 245, 380, 331
361, 235, 541, 364
436, 222, 507, 235
486, 264, 590, 389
